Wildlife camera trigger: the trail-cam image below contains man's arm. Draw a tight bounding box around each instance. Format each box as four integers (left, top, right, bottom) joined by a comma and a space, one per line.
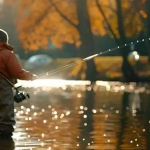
6, 51, 36, 80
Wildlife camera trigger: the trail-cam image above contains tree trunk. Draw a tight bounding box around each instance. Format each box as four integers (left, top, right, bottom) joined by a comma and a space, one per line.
116, 0, 139, 82
78, 89, 94, 149
117, 92, 129, 149
76, 0, 97, 82
145, 0, 150, 63
145, 96, 150, 149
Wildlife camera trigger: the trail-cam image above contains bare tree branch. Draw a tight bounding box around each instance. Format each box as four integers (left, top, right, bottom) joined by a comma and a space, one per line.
134, 0, 146, 23
95, 0, 119, 43
22, 0, 68, 32
91, 4, 117, 14
34, 7, 51, 27
49, 0, 78, 29
125, 12, 137, 31
21, 0, 59, 32
123, 0, 137, 19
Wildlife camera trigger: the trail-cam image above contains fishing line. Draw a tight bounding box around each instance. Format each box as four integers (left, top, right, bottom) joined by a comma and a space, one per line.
37, 38, 145, 79
16, 38, 146, 88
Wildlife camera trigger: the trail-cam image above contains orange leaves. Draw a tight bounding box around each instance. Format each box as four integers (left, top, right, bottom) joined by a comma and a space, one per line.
140, 10, 147, 18
88, 0, 110, 36
13, 0, 145, 51
88, 0, 118, 37
122, 0, 131, 9
50, 25, 80, 48
100, 0, 145, 39
16, 0, 81, 51
121, 0, 145, 37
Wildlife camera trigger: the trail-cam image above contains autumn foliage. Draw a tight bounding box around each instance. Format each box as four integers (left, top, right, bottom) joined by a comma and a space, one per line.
9, 0, 145, 51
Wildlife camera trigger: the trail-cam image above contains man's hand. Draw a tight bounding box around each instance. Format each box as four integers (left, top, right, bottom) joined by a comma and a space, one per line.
32, 74, 38, 80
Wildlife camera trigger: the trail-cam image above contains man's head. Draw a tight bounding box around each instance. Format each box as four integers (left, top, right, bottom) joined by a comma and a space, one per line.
0, 29, 9, 44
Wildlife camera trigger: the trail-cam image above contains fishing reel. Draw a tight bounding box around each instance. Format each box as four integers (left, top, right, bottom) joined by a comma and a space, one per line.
14, 86, 30, 103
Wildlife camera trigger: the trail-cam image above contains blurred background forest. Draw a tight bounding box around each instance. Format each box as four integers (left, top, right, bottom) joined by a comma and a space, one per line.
1, 0, 150, 81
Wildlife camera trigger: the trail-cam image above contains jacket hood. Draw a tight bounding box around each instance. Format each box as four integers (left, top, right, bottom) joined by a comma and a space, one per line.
0, 42, 13, 51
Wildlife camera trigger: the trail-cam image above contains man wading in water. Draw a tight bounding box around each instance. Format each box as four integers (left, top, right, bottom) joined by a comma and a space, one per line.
0, 29, 38, 139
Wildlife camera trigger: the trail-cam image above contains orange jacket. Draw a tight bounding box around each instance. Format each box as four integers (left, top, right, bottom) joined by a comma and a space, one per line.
0, 42, 33, 80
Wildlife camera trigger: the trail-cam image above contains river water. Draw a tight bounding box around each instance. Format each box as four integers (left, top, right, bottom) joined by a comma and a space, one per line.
1, 80, 150, 150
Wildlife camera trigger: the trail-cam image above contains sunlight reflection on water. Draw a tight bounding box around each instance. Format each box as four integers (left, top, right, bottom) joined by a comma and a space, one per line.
16, 79, 146, 94
16, 79, 91, 88
5, 80, 150, 150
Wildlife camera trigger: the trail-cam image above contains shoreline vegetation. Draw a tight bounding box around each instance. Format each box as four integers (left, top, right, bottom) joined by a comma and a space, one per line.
22, 56, 150, 82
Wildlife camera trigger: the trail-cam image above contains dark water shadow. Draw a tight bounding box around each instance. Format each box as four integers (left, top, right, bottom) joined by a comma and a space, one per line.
78, 85, 95, 150
116, 92, 129, 149
0, 139, 15, 150
4, 83, 150, 150
143, 93, 150, 149
117, 91, 150, 149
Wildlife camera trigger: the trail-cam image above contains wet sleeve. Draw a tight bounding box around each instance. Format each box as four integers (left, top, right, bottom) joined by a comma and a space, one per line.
6, 51, 33, 80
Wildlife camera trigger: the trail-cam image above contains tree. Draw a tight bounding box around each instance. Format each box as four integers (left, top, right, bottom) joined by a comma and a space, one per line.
14, 0, 108, 50
96, 0, 145, 81
12, 0, 145, 81
15, 0, 106, 81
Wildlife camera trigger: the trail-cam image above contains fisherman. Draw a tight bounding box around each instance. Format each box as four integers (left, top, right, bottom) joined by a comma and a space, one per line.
0, 29, 38, 139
